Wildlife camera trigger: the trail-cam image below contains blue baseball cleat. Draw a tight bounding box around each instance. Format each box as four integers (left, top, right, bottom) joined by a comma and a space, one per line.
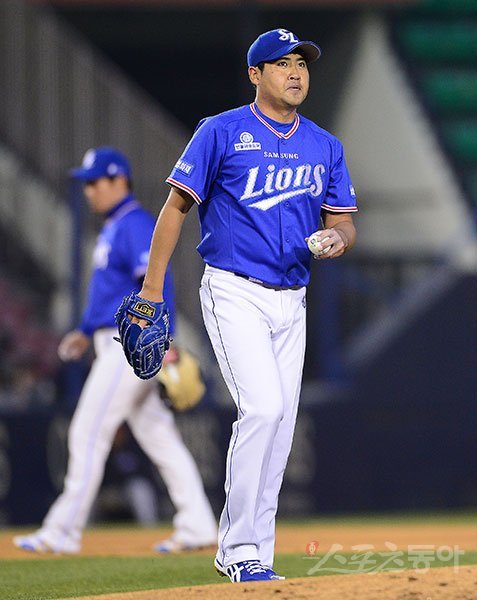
214, 557, 285, 582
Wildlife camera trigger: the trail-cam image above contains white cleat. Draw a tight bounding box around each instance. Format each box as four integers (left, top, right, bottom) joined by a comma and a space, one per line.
13, 533, 79, 554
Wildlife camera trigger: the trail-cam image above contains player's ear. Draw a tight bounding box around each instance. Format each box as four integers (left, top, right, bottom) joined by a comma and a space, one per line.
248, 66, 260, 86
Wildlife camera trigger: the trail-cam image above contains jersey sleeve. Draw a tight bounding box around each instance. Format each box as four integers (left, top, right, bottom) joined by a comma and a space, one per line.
166, 117, 225, 204
78, 310, 95, 336
121, 213, 155, 279
321, 139, 358, 213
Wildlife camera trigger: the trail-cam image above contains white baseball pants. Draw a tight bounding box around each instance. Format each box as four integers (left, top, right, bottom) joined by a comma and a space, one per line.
39, 328, 217, 552
199, 266, 306, 568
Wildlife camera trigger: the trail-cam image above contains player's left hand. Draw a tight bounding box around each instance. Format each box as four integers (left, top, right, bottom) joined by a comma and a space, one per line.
114, 291, 171, 379
58, 330, 90, 361
307, 228, 349, 260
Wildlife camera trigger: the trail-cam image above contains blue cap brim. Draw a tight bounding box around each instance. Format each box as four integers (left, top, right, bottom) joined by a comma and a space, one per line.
69, 166, 104, 180
249, 40, 321, 67
290, 41, 321, 63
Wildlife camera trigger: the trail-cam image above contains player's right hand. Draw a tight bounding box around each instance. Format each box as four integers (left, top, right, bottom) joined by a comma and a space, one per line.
58, 330, 90, 361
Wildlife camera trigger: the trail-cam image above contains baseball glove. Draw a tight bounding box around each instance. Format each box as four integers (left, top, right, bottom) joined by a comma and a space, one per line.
114, 291, 171, 380
157, 348, 206, 412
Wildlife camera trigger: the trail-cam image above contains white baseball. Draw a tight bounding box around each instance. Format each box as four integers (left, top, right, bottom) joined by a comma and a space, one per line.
307, 232, 331, 256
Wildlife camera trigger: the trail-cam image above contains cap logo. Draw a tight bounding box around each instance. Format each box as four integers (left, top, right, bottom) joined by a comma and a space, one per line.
278, 29, 299, 44
82, 149, 96, 168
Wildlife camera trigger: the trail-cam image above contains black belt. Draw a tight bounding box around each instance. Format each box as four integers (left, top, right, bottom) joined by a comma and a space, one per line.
234, 272, 302, 291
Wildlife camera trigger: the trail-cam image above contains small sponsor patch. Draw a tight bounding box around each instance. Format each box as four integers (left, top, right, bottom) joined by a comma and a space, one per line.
174, 159, 194, 176
133, 301, 155, 318
235, 131, 261, 152
349, 185, 356, 197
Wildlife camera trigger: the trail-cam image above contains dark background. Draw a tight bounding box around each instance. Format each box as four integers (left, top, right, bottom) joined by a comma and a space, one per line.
51, 4, 365, 131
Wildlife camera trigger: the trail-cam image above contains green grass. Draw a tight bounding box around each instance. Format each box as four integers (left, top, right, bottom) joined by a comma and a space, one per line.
2, 551, 477, 600
2, 555, 216, 600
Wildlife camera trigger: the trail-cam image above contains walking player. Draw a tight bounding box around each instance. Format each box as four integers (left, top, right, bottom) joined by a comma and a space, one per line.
14, 147, 217, 555
124, 29, 357, 581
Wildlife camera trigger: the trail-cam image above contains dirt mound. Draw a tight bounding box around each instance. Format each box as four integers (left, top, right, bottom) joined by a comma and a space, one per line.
63, 566, 477, 600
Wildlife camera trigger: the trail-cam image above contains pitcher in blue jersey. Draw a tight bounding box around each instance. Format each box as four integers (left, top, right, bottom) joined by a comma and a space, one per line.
13, 147, 217, 555
126, 29, 357, 582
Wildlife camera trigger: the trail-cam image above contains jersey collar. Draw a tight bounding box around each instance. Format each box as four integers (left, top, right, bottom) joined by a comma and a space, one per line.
250, 103, 300, 139
106, 194, 139, 221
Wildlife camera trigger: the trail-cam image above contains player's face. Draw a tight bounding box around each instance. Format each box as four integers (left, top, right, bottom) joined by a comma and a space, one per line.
250, 53, 310, 114
83, 176, 127, 213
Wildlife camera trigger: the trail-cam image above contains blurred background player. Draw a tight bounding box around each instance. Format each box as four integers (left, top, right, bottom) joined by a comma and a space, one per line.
13, 146, 217, 554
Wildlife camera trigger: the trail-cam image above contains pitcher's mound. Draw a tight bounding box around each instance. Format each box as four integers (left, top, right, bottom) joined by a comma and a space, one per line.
69, 565, 477, 600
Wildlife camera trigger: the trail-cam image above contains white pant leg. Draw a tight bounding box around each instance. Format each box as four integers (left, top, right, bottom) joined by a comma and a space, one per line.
41, 330, 149, 551
127, 390, 217, 545
199, 267, 305, 566
255, 292, 307, 567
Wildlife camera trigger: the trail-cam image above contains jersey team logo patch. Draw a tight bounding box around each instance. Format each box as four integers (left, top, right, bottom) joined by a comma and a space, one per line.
234, 132, 261, 152
133, 301, 155, 318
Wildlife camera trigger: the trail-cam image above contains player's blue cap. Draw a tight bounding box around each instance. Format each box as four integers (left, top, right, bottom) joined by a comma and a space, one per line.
247, 28, 321, 67
70, 146, 131, 181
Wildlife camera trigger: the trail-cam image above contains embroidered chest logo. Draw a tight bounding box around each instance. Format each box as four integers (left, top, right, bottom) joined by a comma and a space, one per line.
240, 163, 325, 211
92, 240, 111, 270
234, 132, 261, 152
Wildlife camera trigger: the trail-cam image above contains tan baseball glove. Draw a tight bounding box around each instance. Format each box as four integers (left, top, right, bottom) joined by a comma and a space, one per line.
157, 348, 206, 412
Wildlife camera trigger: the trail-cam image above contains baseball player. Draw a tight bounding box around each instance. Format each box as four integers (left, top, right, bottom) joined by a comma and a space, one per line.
13, 147, 217, 555
126, 29, 357, 582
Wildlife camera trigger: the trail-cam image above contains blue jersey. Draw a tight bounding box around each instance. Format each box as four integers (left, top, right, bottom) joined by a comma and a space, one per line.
167, 103, 357, 288
79, 195, 176, 335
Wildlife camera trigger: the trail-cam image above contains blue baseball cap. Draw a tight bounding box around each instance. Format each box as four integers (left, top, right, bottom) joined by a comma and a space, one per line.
247, 28, 321, 67
70, 146, 131, 181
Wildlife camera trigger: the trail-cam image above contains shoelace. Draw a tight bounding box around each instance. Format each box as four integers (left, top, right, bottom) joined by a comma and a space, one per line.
242, 560, 268, 575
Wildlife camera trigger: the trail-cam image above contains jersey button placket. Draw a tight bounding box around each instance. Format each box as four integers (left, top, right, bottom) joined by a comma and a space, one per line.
277, 137, 291, 285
